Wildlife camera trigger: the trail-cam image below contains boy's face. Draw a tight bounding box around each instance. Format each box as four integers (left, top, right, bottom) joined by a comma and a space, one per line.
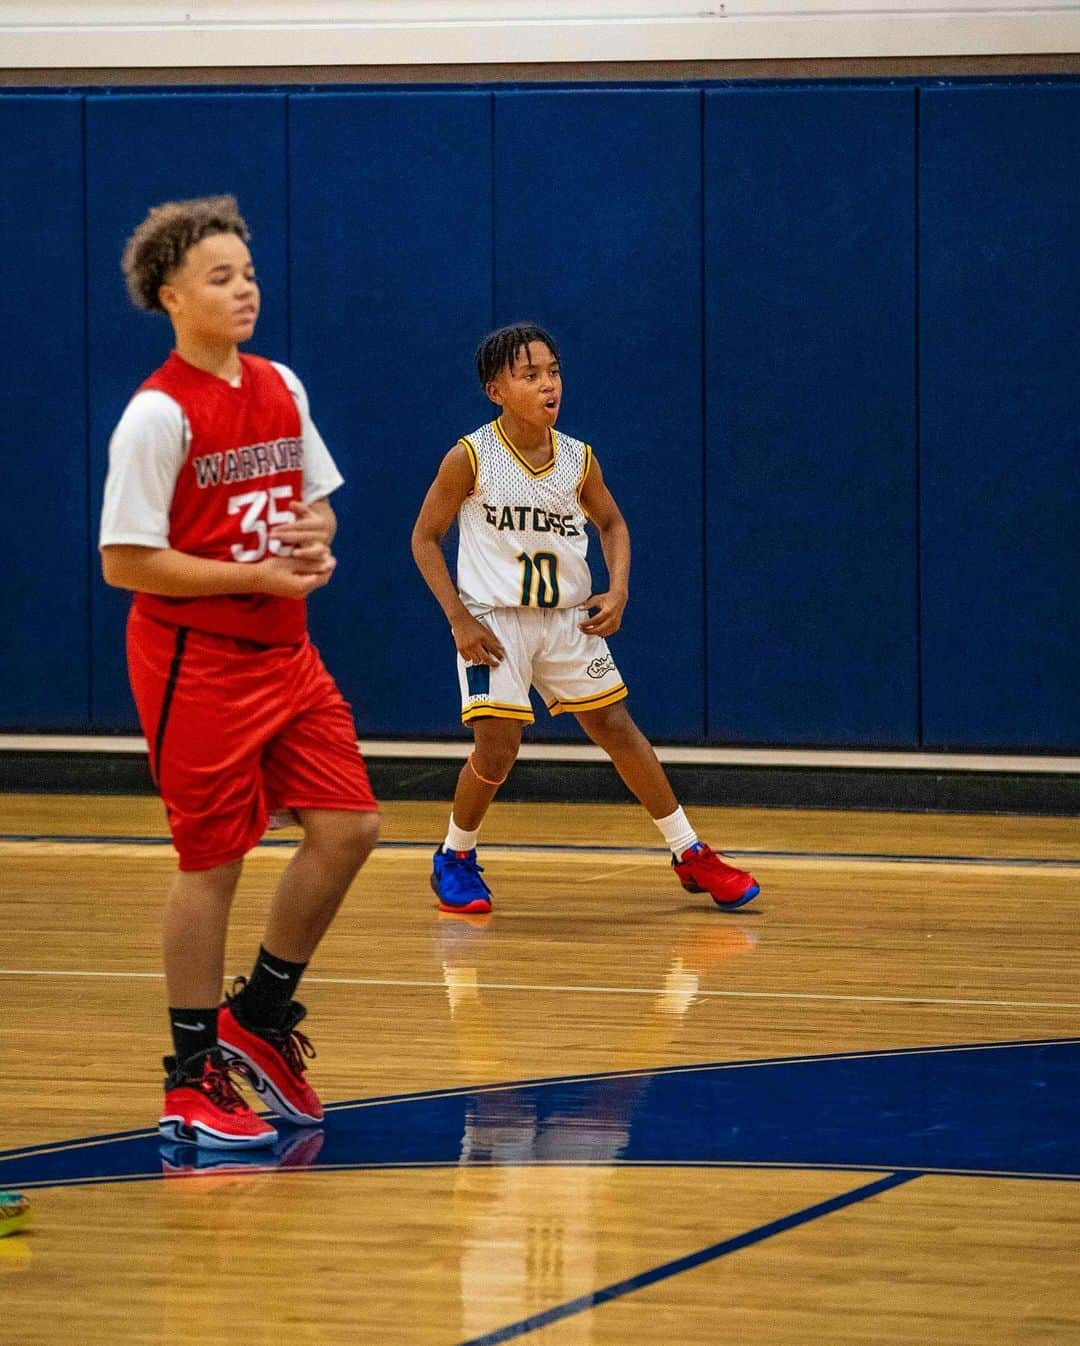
486, 342, 561, 431
158, 232, 259, 346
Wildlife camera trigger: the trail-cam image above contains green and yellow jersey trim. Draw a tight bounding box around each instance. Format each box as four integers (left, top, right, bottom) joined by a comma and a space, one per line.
493, 418, 557, 478
546, 682, 628, 716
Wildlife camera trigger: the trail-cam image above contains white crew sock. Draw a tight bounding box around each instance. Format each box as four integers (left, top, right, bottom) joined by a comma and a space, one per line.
654, 806, 698, 859
444, 815, 480, 854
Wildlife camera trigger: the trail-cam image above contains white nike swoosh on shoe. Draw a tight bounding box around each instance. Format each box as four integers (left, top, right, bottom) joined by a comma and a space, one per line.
259, 963, 290, 980
172, 1020, 206, 1031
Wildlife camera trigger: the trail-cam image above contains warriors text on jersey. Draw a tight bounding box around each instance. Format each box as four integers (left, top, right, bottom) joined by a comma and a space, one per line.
100, 352, 343, 646
456, 418, 594, 611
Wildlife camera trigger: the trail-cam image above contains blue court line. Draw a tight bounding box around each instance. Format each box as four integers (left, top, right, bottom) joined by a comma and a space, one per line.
3, 833, 1077, 868
2, 1037, 1073, 1166
8, 1039, 1066, 1168
454, 1171, 921, 1345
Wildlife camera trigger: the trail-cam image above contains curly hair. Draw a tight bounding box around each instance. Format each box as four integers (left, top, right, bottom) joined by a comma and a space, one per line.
475, 323, 560, 389
121, 195, 250, 313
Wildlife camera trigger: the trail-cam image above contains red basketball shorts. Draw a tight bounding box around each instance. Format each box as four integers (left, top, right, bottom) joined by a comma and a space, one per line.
127, 607, 377, 871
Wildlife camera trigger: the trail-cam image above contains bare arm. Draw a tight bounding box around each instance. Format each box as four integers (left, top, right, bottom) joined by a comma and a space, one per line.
102, 495, 338, 601
411, 444, 505, 666
579, 456, 631, 637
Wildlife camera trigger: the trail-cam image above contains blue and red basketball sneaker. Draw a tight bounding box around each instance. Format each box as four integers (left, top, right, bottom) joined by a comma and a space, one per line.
430, 846, 493, 914
218, 993, 324, 1126
159, 1049, 278, 1149
673, 842, 760, 910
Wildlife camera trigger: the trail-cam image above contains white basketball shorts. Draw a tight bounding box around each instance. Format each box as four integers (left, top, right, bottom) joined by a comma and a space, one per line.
457, 606, 628, 726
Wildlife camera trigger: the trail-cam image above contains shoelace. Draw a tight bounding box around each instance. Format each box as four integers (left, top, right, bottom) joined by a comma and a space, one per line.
688, 844, 736, 867
201, 1058, 259, 1114
448, 851, 484, 874
227, 975, 315, 1077
447, 852, 490, 895
272, 1028, 316, 1079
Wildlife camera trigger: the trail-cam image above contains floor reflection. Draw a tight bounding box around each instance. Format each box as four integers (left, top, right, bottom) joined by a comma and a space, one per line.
435, 908, 759, 1340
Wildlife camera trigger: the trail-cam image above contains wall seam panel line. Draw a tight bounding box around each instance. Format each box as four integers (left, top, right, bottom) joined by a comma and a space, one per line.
914, 85, 924, 749
285, 92, 292, 368
489, 90, 497, 331
699, 88, 709, 741
81, 93, 93, 728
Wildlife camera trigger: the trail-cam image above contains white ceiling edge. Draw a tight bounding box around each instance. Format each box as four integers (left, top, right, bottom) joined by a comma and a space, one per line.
1, 14, 1079, 69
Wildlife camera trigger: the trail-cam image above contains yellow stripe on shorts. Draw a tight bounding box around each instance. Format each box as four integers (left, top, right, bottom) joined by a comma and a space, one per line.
461, 701, 535, 724
546, 683, 628, 715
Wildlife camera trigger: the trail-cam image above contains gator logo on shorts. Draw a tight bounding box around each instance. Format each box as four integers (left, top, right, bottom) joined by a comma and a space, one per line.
586, 655, 615, 680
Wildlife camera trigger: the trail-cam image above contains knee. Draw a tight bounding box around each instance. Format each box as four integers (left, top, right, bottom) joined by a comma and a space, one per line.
579, 704, 637, 749
472, 738, 520, 782
302, 809, 380, 865
471, 723, 522, 782
342, 810, 381, 860
169, 859, 243, 911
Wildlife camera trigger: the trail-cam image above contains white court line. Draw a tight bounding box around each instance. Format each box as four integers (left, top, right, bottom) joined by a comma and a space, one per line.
3, 840, 1078, 872
577, 862, 650, 884
0, 967, 1076, 1011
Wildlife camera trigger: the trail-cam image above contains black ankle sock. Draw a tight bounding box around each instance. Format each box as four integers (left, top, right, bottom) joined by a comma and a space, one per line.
168, 1006, 219, 1066
233, 946, 308, 1032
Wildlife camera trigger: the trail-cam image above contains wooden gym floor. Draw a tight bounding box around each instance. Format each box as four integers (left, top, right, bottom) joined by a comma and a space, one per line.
1, 794, 1078, 1345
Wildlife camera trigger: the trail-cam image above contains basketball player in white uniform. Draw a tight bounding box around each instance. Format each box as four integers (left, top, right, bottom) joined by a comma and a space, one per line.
411, 324, 760, 915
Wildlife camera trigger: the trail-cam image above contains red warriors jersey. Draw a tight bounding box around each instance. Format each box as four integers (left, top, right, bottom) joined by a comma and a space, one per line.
134, 353, 307, 645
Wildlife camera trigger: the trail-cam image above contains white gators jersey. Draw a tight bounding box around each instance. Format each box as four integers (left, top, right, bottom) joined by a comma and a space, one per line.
456, 418, 594, 610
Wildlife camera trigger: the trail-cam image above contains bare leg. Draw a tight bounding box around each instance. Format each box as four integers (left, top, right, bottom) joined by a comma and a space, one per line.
163, 860, 244, 1006
261, 809, 380, 961
575, 702, 679, 819
449, 719, 524, 832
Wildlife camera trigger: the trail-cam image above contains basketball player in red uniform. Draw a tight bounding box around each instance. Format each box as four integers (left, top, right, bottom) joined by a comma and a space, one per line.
100, 196, 379, 1148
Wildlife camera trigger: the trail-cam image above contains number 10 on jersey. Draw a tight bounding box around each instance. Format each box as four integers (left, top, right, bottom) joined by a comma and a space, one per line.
517, 551, 560, 608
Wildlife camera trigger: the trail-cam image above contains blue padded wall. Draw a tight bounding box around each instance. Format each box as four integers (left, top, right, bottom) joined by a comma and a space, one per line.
704, 88, 918, 746
0, 96, 89, 728
289, 92, 494, 738
85, 93, 289, 729
920, 86, 1080, 750
494, 89, 704, 741
1, 79, 1077, 753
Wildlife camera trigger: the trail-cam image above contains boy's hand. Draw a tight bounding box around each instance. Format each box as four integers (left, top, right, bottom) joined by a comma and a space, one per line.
282, 540, 333, 574
269, 498, 333, 559
579, 591, 627, 638
451, 613, 505, 667
258, 553, 337, 599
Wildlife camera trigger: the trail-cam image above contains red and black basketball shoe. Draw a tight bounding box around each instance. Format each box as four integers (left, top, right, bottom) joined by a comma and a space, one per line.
673, 842, 760, 910
160, 1125, 325, 1180
218, 989, 324, 1125
159, 1049, 278, 1149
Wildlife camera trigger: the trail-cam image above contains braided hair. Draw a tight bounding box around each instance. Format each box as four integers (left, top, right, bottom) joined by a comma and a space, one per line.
475, 323, 560, 388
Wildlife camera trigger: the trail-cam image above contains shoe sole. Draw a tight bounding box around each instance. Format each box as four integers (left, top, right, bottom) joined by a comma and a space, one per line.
158, 1116, 278, 1149
680, 878, 761, 910
216, 1041, 324, 1125
430, 873, 492, 914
